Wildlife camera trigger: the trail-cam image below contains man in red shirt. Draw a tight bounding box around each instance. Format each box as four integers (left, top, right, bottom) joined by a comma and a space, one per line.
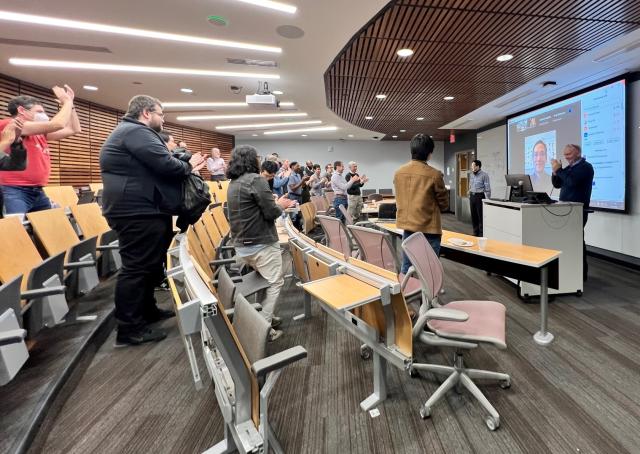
0, 85, 81, 214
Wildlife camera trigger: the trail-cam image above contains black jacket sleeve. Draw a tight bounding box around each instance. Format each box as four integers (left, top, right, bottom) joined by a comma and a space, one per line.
123, 127, 192, 178
251, 176, 283, 222
0, 141, 27, 171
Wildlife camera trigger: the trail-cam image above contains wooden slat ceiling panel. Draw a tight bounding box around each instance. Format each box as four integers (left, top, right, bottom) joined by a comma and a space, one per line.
0, 73, 234, 186
325, 0, 640, 140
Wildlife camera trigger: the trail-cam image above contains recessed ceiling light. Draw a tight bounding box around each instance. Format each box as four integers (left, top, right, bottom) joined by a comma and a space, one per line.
252, 133, 258, 137
301, 134, 308, 137
279, 101, 294, 107
163, 102, 248, 108
397, 48, 414, 57
400, 129, 406, 132
416, 117, 424, 120
443, 96, 454, 101
365, 116, 373, 120
233, 0, 297, 14
180, 88, 193, 93
9, 58, 279, 79
264, 126, 337, 135
376, 94, 387, 100
392, 135, 398, 138
216, 120, 321, 130
0, 11, 282, 53
348, 134, 354, 138
178, 112, 307, 121
272, 90, 283, 95
82, 85, 98, 91
496, 54, 513, 62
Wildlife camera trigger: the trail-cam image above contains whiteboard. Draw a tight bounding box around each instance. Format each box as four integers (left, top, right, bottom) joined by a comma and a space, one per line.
477, 124, 508, 200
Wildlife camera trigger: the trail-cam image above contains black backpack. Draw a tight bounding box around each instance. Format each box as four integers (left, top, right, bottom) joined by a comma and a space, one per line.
176, 173, 211, 232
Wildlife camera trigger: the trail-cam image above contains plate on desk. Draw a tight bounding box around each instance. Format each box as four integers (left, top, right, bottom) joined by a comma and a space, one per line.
447, 238, 474, 247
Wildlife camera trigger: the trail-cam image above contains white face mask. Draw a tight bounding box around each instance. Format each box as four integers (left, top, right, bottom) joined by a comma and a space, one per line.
33, 112, 50, 122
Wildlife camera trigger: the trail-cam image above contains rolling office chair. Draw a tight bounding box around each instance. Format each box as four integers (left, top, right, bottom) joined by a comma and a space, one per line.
402, 232, 510, 431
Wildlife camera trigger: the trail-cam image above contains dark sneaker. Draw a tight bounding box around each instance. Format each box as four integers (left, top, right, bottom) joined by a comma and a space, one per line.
115, 328, 167, 347
271, 316, 282, 329
144, 308, 176, 324
268, 329, 283, 342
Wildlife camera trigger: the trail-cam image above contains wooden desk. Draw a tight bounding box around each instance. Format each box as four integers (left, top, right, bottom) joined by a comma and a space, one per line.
302, 275, 382, 311
362, 200, 396, 215
376, 223, 560, 346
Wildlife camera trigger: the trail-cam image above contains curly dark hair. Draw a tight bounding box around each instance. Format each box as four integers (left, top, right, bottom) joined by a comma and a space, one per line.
226, 145, 260, 179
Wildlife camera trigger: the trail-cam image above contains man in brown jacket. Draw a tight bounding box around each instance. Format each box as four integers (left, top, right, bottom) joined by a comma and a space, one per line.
394, 134, 449, 273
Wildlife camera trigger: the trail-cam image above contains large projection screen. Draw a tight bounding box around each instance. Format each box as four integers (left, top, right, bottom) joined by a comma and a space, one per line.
507, 79, 626, 212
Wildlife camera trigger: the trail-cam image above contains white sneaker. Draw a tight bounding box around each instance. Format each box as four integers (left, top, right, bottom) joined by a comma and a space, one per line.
268, 329, 283, 342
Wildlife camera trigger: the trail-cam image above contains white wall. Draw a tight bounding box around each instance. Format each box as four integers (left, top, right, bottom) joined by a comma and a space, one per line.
238, 139, 445, 190
476, 80, 640, 258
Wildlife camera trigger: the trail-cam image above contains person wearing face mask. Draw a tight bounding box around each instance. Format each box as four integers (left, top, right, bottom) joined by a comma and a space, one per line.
0, 86, 81, 214
394, 134, 449, 273
100, 95, 206, 347
468, 159, 491, 237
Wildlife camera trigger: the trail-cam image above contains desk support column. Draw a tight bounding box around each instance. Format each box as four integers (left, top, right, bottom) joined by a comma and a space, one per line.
360, 350, 387, 411
533, 266, 554, 346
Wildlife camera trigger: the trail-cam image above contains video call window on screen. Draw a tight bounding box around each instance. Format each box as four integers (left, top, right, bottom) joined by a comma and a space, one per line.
507, 78, 627, 212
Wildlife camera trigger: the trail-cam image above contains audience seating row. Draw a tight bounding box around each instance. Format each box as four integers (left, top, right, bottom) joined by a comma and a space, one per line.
0, 203, 121, 386
166, 208, 307, 453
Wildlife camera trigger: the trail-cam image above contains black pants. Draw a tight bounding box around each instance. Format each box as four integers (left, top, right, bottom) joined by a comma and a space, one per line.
470, 193, 485, 236
109, 215, 173, 333
583, 213, 589, 280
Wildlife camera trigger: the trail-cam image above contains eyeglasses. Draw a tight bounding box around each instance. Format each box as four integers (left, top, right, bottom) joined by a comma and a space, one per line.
149, 109, 165, 118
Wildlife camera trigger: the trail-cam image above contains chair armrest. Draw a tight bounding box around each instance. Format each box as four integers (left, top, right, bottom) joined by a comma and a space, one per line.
64, 260, 96, 270
97, 244, 119, 251
252, 346, 307, 379
226, 302, 262, 318
425, 307, 469, 322
355, 221, 373, 227
0, 329, 27, 347
21, 286, 66, 299
210, 258, 237, 266
400, 266, 416, 292
219, 245, 235, 251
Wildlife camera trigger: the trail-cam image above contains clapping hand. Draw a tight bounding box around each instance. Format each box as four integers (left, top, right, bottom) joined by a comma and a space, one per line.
277, 195, 296, 209
52, 85, 72, 105
189, 152, 207, 172
550, 158, 562, 173
1, 118, 24, 144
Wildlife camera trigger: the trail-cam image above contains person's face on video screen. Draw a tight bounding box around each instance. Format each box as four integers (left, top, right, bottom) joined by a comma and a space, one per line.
533, 143, 547, 173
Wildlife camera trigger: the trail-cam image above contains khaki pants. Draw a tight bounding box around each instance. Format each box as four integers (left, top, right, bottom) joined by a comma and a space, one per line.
237, 243, 283, 322
348, 194, 364, 221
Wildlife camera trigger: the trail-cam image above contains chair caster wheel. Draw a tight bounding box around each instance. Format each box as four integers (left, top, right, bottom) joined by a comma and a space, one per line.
485, 416, 499, 431
576, 290, 583, 297
419, 406, 431, 419
360, 345, 372, 360
500, 378, 511, 389
409, 367, 419, 378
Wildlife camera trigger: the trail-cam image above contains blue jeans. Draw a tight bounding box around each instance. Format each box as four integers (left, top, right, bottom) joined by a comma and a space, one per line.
1, 185, 52, 214
401, 231, 442, 274
333, 196, 347, 222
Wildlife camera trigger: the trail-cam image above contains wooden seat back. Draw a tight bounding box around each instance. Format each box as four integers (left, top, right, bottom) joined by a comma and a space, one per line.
0, 217, 43, 292
26, 208, 80, 260
69, 203, 110, 241
211, 205, 230, 237
43, 185, 79, 208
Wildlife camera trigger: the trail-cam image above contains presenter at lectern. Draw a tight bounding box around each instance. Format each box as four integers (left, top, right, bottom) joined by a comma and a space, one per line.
468, 159, 491, 236
551, 144, 594, 281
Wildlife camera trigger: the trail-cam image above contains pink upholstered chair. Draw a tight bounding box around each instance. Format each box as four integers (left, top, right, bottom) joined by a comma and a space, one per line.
401, 232, 511, 431
347, 225, 421, 301
316, 215, 354, 258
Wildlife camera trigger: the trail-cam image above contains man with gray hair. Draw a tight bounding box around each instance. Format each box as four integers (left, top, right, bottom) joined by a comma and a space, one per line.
345, 161, 369, 221
206, 147, 226, 181
100, 95, 205, 347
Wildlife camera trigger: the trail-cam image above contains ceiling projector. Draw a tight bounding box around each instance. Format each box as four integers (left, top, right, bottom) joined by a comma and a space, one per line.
246, 93, 279, 109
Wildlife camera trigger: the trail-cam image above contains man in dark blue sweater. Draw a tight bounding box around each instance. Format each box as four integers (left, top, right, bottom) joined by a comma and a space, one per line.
551, 144, 594, 281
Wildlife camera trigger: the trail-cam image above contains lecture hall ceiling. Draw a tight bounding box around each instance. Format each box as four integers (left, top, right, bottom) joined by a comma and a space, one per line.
325, 0, 640, 140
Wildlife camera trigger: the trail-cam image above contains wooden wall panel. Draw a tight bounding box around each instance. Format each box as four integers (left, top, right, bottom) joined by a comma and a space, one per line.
0, 73, 234, 187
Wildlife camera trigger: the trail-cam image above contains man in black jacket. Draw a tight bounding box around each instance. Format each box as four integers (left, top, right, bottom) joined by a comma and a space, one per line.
100, 95, 205, 346
227, 145, 295, 342
551, 144, 594, 280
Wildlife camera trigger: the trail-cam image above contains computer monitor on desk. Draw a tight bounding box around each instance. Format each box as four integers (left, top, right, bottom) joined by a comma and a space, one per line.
505, 174, 533, 202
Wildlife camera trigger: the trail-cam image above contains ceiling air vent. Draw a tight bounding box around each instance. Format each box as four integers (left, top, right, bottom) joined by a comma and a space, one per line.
0, 38, 111, 53
226, 58, 278, 68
